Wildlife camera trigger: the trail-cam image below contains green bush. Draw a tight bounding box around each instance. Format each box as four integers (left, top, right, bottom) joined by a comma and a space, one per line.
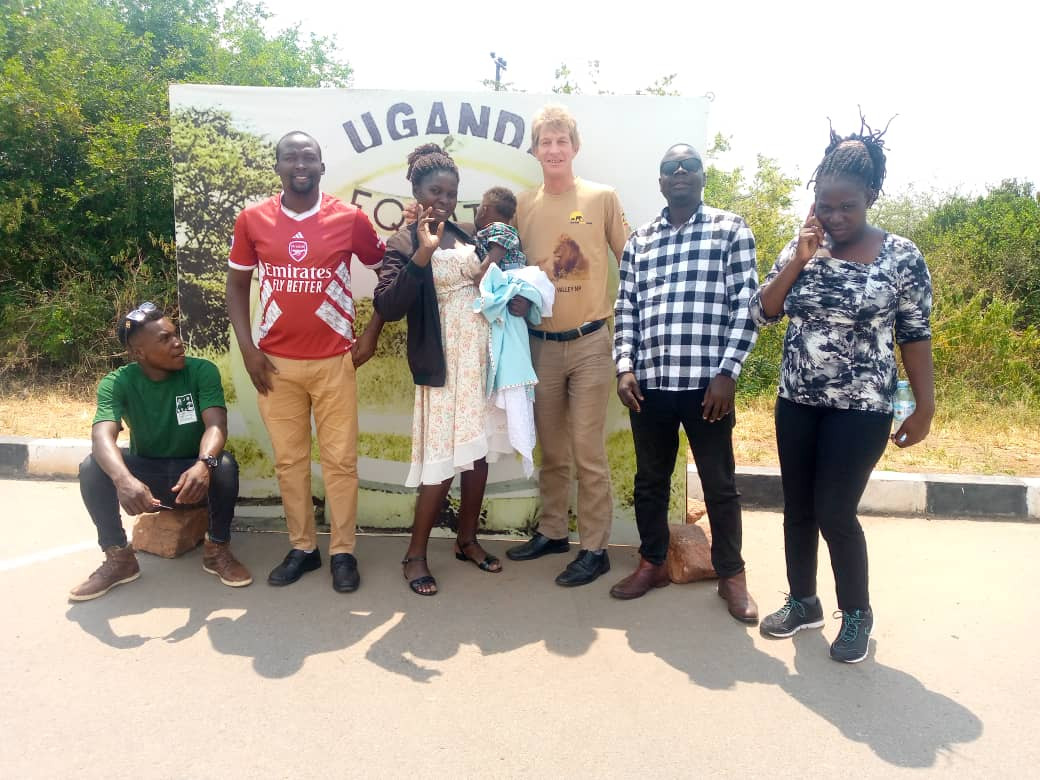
738, 322, 785, 398
931, 288, 1040, 406
0, 0, 351, 377
607, 429, 689, 519
0, 251, 175, 376
875, 181, 1040, 408
918, 181, 1040, 326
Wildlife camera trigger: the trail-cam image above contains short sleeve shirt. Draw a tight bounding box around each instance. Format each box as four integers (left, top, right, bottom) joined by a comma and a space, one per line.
750, 232, 932, 413
92, 357, 226, 458
475, 222, 527, 270
228, 192, 386, 359
516, 179, 630, 332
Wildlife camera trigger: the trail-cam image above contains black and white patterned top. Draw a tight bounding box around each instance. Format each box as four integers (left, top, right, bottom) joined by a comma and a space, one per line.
749, 232, 932, 413
614, 204, 760, 390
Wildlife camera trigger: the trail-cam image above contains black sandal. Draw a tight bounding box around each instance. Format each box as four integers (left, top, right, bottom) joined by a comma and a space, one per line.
455, 539, 502, 573
402, 556, 437, 596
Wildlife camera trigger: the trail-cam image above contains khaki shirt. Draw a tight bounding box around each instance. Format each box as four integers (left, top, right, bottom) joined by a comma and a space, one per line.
516, 178, 629, 332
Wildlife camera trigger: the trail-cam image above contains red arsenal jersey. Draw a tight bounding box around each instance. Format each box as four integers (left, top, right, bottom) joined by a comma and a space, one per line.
229, 192, 385, 359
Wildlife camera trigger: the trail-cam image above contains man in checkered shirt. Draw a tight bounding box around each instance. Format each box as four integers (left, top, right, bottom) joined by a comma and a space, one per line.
610, 143, 761, 623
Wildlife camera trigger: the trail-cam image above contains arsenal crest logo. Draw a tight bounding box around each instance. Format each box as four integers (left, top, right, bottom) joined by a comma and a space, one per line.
288, 239, 308, 262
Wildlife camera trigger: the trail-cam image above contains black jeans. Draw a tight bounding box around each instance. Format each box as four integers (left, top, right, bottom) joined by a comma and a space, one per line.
78, 452, 239, 549
629, 387, 744, 577
774, 397, 891, 611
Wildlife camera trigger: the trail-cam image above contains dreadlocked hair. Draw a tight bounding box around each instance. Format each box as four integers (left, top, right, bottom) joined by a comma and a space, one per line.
405, 143, 458, 185
809, 110, 895, 198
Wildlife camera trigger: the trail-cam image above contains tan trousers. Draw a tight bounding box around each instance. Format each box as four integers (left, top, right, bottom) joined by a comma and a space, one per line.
529, 325, 614, 550
257, 353, 359, 555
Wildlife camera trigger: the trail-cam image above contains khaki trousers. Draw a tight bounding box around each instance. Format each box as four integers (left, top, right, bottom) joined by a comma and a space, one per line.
257, 353, 359, 555
529, 325, 614, 550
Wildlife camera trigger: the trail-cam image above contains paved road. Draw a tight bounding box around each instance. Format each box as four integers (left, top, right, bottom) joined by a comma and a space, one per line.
2, 479, 1036, 778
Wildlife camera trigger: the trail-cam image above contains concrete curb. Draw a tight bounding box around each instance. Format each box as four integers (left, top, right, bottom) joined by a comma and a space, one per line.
688, 464, 1040, 521
2, 436, 1036, 520
0, 437, 93, 479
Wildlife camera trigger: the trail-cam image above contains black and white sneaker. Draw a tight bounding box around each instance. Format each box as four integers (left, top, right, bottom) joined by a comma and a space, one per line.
760, 594, 825, 638
829, 608, 874, 663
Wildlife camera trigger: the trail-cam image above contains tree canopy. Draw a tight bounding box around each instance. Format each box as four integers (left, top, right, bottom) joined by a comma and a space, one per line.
1, 18, 1036, 411
0, 0, 351, 370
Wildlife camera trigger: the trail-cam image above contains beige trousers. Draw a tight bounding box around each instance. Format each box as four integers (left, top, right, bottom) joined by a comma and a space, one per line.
257, 353, 359, 555
529, 325, 614, 550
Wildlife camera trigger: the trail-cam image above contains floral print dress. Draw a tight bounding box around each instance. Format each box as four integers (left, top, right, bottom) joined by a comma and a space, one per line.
406, 244, 497, 486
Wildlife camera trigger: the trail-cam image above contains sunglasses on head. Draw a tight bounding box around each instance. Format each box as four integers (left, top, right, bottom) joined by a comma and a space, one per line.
660, 157, 703, 176
119, 301, 159, 346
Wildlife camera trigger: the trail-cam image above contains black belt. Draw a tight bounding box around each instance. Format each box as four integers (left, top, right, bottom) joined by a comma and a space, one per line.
529, 319, 605, 342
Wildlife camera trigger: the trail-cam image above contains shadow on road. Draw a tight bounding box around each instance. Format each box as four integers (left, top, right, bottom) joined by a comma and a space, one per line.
783, 631, 983, 767
64, 534, 981, 768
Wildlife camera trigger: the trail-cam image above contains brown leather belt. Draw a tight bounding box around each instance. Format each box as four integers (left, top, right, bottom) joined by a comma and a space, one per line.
528, 319, 605, 342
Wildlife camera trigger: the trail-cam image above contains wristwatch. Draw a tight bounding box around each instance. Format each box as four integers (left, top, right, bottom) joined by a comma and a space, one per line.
199, 455, 219, 470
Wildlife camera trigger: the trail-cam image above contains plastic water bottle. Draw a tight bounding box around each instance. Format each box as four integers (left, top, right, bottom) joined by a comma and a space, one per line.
892, 379, 916, 432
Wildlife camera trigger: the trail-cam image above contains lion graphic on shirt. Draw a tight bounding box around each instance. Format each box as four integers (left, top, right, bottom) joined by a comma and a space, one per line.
551, 235, 590, 281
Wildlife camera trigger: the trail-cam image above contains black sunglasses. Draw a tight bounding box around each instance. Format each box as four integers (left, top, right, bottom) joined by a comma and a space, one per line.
119, 301, 159, 346
660, 157, 703, 176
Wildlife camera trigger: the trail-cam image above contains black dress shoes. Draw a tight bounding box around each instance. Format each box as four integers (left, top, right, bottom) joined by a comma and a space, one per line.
330, 552, 360, 593
555, 549, 610, 587
506, 532, 571, 561
267, 548, 322, 586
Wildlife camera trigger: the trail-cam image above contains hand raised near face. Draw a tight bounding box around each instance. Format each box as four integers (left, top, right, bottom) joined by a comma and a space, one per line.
794, 204, 826, 265
412, 207, 445, 266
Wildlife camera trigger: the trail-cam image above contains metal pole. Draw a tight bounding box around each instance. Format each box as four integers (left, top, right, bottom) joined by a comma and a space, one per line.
490, 52, 507, 91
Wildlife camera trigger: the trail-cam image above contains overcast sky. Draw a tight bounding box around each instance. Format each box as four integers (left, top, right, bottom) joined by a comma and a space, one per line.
261, 0, 1036, 209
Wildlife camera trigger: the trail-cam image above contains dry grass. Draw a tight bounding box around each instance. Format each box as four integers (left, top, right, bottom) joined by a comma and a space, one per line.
1, 374, 1037, 476
733, 395, 1040, 476
0, 376, 99, 438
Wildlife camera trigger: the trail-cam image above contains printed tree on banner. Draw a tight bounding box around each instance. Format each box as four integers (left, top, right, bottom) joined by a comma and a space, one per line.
172, 107, 279, 349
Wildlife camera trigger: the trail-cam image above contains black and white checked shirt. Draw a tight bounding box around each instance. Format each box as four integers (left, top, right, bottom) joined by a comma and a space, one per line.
614, 204, 760, 390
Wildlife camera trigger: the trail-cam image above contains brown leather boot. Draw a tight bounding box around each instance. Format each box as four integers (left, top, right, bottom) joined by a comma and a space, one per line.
202, 537, 253, 587
717, 570, 759, 624
69, 544, 140, 601
609, 556, 670, 600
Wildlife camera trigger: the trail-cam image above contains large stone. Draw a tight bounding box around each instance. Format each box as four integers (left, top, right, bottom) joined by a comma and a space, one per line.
686, 497, 707, 523
667, 517, 716, 584
132, 507, 208, 558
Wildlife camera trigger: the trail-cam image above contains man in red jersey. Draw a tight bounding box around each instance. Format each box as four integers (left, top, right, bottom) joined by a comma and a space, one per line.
226, 131, 386, 594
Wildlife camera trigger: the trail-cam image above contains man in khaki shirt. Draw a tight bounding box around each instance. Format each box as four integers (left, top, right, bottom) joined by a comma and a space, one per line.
506, 104, 630, 587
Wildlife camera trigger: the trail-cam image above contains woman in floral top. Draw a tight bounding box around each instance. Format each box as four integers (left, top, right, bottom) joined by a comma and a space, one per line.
749, 119, 935, 663
374, 144, 506, 596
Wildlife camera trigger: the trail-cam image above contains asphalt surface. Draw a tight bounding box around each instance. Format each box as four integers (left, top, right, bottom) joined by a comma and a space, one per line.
2, 478, 1037, 778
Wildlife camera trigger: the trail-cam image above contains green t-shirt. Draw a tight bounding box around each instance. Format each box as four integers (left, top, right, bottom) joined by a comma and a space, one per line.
92, 357, 226, 458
